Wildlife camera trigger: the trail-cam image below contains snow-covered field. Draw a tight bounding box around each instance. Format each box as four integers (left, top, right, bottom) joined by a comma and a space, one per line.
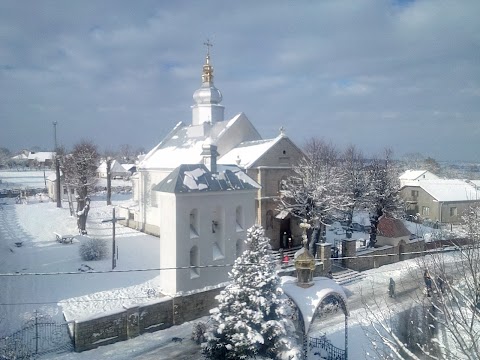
0, 171, 162, 337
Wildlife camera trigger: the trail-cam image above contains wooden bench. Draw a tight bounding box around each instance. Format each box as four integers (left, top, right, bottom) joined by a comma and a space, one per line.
54, 232, 74, 244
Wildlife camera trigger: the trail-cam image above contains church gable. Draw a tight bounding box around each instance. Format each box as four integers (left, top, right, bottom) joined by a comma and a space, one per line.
219, 135, 304, 169
250, 136, 304, 168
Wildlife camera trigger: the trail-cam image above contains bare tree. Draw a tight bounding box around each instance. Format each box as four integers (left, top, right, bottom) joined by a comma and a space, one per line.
0, 147, 11, 168
363, 204, 480, 359
365, 149, 403, 247
119, 144, 133, 163
279, 138, 348, 252
339, 145, 369, 235
61, 141, 99, 234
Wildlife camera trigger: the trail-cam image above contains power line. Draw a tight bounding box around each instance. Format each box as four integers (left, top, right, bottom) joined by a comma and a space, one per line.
0, 246, 462, 278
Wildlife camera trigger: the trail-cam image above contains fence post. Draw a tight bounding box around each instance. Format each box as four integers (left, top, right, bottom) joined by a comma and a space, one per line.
35, 310, 39, 355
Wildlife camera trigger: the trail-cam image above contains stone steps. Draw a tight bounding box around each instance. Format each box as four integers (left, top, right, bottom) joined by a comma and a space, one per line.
331, 268, 366, 286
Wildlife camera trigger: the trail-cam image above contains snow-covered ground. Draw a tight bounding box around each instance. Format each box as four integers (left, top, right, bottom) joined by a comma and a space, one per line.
0, 170, 464, 359
0, 171, 162, 336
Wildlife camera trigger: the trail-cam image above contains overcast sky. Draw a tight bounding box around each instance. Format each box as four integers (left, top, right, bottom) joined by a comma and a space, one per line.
1, 0, 479, 162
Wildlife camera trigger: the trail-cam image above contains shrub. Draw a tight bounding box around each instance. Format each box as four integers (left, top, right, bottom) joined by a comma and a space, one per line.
79, 238, 108, 261
191, 322, 207, 344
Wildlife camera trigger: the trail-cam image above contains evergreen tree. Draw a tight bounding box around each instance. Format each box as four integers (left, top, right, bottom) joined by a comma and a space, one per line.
203, 225, 290, 360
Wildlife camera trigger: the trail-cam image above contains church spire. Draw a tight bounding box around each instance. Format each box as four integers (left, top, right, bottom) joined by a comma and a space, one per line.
202, 39, 214, 83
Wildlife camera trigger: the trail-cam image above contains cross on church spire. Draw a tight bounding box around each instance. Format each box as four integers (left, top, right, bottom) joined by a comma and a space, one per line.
204, 39, 213, 57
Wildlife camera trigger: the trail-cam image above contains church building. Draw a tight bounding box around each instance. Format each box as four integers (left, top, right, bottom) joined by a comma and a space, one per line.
121, 45, 304, 293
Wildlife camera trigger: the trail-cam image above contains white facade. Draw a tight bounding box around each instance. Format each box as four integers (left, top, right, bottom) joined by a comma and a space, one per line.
157, 189, 256, 294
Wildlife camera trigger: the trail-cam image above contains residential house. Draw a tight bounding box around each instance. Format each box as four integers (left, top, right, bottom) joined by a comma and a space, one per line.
97, 160, 129, 179
400, 179, 480, 223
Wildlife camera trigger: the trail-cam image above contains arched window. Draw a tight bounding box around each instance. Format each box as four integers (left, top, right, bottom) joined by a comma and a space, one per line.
236, 206, 243, 231
190, 209, 199, 238
266, 210, 274, 230
190, 246, 199, 278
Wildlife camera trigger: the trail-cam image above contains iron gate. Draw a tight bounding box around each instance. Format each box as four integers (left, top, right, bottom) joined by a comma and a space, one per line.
309, 335, 346, 360
0, 313, 73, 359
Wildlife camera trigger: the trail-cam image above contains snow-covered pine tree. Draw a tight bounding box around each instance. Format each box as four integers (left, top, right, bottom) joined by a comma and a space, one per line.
203, 225, 291, 360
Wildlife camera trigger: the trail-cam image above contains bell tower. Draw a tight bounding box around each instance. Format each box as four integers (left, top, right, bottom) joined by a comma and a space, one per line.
191, 40, 225, 126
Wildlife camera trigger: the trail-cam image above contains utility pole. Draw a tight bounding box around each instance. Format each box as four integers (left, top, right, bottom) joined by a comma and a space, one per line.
106, 157, 112, 206
53, 121, 61, 208
102, 207, 125, 270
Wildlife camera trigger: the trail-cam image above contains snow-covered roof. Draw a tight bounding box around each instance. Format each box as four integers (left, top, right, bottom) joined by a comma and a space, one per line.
218, 136, 281, 169
399, 169, 438, 181
27, 151, 55, 162
469, 180, 480, 189
413, 179, 479, 202
281, 276, 348, 333
139, 113, 258, 170
121, 163, 136, 172
11, 153, 28, 160
153, 164, 260, 193
97, 160, 128, 174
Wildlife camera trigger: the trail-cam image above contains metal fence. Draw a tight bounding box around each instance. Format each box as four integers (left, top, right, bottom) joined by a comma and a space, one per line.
309, 335, 346, 360
0, 313, 73, 359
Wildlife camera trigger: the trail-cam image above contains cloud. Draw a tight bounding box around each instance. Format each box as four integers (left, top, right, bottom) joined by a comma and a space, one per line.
0, 0, 479, 162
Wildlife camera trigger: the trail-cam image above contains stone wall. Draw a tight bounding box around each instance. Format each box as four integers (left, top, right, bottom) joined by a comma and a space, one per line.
342, 238, 427, 272
73, 287, 222, 352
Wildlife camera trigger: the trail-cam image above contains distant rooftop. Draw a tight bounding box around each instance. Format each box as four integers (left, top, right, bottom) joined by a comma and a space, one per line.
412, 179, 479, 202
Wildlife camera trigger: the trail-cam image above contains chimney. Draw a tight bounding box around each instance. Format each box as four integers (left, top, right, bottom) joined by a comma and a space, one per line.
201, 140, 219, 174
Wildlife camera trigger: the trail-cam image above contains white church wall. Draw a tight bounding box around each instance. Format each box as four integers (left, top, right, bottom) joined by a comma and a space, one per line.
157, 193, 178, 293
136, 169, 172, 235
158, 190, 256, 294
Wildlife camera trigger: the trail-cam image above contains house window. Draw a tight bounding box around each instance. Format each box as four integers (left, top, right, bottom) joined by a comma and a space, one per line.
190, 246, 199, 278
422, 206, 430, 216
266, 210, 274, 230
63, 187, 68, 195
236, 206, 244, 232
190, 209, 199, 238
449, 207, 457, 217
411, 190, 419, 197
